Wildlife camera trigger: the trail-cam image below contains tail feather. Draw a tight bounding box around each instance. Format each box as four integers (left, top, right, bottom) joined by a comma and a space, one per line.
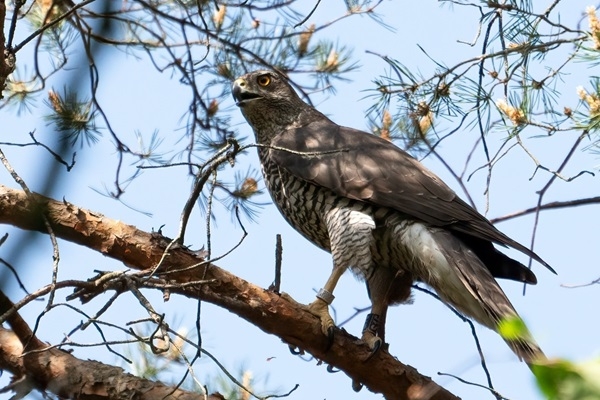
454, 232, 538, 284
402, 224, 545, 364
507, 336, 545, 365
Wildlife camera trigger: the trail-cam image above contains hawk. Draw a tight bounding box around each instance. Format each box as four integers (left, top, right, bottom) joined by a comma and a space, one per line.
232, 70, 552, 364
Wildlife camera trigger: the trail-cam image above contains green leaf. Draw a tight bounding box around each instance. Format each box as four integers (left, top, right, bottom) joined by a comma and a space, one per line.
533, 358, 600, 400
498, 315, 529, 341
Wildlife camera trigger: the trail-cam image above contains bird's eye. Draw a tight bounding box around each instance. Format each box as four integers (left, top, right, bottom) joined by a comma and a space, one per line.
257, 75, 271, 87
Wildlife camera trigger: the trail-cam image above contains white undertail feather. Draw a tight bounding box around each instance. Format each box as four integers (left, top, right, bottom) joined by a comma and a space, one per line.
395, 222, 545, 364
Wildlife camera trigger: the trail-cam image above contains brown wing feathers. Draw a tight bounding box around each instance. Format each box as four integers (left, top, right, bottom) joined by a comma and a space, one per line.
270, 119, 554, 278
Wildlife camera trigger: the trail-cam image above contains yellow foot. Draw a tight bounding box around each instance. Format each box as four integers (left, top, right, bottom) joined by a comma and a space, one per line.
280, 293, 335, 335
307, 298, 335, 349
280, 293, 335, 351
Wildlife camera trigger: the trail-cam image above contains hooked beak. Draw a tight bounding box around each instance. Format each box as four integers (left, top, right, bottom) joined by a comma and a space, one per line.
232, 78, 262, 107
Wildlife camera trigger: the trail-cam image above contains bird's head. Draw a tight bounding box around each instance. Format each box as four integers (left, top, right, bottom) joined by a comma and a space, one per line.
232, 70, 295, 107
232, 70, 311, 138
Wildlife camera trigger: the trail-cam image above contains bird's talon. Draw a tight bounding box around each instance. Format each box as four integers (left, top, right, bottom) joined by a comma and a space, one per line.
288, 345, 304, 355
325, 325, 335, 351
361, 323, 383, 361
307, 298, 336, 348
365, 337, 382, 361
326, 364, 339, 373
352, 380, 363, 392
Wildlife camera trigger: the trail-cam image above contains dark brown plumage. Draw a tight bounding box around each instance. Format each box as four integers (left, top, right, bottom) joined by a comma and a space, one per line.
232, 70, 552, 365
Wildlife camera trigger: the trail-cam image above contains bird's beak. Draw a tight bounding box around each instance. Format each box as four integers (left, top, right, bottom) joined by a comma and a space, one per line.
232, 78, 262, 107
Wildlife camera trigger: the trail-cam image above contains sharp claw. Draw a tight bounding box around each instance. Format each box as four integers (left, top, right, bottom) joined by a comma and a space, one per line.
307, 298, 336, 351
361, 313, 384, 360
364, 337, 382, 362
352, 380, 363, 392
324, 325, 335, 351
326, 364, 339, 373
288, 345, 304, 355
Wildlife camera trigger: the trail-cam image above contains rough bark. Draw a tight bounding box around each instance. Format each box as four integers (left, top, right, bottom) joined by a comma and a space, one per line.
0, 184, 460, 400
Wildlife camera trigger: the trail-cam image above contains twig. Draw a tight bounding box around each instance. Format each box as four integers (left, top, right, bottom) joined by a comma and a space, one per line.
169, 326, 301, 400
12, 0, 98, 53
437, 372, 508, 400
177, 138, 240, 245
560, 277, 600, 289
412, 285, 495, 392
0, 148, 61, 343
521, 132, 589, 293
54, 301, 132, 363
0, 256, 34, 296
270, 234, 283, 293
294, 0, 321, 28
491, 196, 600, 224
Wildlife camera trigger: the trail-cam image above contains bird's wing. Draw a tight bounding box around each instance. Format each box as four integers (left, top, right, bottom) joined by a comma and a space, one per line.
270, 118, 554, 273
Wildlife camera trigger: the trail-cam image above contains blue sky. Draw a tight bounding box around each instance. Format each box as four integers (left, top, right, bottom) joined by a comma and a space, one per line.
1, 1, 599, 399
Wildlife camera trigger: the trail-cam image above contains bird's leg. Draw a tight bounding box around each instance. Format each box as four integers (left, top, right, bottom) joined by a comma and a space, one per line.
362, 267, 394, 354
351, 267, 393, 393
307, 264, 346, 344
362, 308, 387, 352
363, 268, 414, 356
352, 303, 387, 393
312, 206, 376, 349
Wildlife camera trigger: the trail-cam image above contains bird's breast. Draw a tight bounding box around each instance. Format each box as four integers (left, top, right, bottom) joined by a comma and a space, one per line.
259, 153, 333, 250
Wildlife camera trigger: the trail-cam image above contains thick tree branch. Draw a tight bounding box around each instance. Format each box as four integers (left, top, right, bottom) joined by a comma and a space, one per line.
0, 184, 459, 400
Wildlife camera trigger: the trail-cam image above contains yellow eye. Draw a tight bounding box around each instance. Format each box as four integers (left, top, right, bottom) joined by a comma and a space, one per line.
257, 75, 271, 87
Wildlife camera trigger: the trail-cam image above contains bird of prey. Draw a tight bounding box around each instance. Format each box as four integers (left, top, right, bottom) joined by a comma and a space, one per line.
232, 70, 553, 365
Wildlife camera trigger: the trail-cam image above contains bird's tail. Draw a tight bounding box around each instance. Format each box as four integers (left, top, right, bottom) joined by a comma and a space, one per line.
498, 317, 546, 367
403, 225, 547, 366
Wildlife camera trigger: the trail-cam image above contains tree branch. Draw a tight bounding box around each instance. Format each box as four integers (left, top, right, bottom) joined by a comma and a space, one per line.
0, 184, 459, 400
490, 196, 600, 224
